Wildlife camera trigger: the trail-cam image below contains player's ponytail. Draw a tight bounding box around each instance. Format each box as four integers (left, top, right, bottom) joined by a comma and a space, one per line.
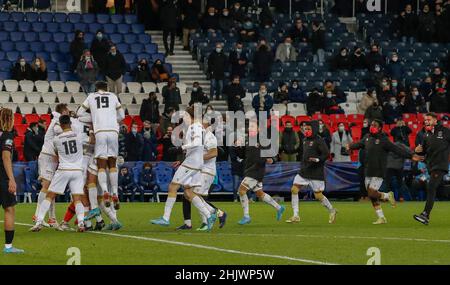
0, 108, 14, 132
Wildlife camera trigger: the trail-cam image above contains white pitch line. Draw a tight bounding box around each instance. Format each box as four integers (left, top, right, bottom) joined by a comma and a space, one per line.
2, 221, 337, 265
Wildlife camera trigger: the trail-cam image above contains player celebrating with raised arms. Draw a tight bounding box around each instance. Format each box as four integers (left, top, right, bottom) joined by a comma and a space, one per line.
237, 120, 285, 225
286, 121, 337, 224
77, 81, 125, 211
30, 115, 94, 232
151, 106, 216, 230
347, 119, 423, 224
413, 113, 450, 225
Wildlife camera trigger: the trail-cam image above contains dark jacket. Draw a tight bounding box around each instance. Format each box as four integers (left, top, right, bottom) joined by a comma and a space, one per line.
69, 33, 86, 71
390, 126, 412, 146
162, 85, 182, 110
11, 63, 32, 81
306, 91, 324, 116
24, 129, 43, 161
350, 133, 413, 178
161, 135, 177, 161
125, 131, 144, 161
219, 15, 234, 31
104, 52, 127, 81
252, 94, 274, 116
31, 67, 48, 81
365, 51, 385, 71
350, 53, 367, 70
90, 37, 110, 71
299, 135, 329, 180
132, 63, 151, 83
160, 0, 180, 30
224, 83, 245, 111
140, 168, 156, 189
288, 86, 307, 103
386, 61, 405, 81
310, 28, 325, 52
386, 142, 412, 170
332, 54, 352, 70
400, 12, 417, 37
141, 128, 158, 161
118, 171, 135, 189
430, 93, 448, 113
243, 145, 267, 182
76, 59, 99, 85
289, 25, 309, 42
229, 49, 248, 78
274, 91, 289, 104
383, 104, 402, 124
202, 14, 219, 31
181, 0, 201, 29
189, 87, 209, 105
207, 51, 228, 80
230, 146, 245, 176
364, 105, 384, 122
140, 98, 160, 124
253, 47, 273, 79
280, 129, 299, 155
419, 124, 450, 172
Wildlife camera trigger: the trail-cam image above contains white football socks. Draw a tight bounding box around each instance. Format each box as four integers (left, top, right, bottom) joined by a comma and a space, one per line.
109, 169, 119, 196
97, 170, 108, 194
88, 184, 98, 209
37, 199, 51, 223
163, 196, 176, 221
75, 202, 85, 226
320, 196, 334, 213
291, 193, 299, 216
375, 208, 385, 218
34, 191, 46, 217
240, 194, 250, 218
191, 196, 211, 219
262, 194, 281, 210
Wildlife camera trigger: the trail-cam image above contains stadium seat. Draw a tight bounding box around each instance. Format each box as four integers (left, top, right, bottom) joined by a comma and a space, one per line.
116, 43, 129, 53
4, 80, 19, 92
117, 24, 130, 34
124, 14, 138, 24
133, 93, 148, 105
296, 115, 311, 125
41, 92, 57, 104
126, 104, 140, 115
119, 93, 134, 105
20, 51, 34, 62
103, 23, 116, 34
144, 43, 158, 54
287, 103, 306, 117
29, 41, 43, 52
68, 13, 82, 24
40, 114, 51, 125
110, 33, 123, 44
15, 41, 29, 52
3, 21, 17, 32
96, 14, 110, 24
26, 92, 42, 104
15, 124, 27, 137
11, 91, 26, 103
25, 12, 39, 23
216, 162, 234, 192
280, 115, 296, 126
82, 13, 96, 24
0, 91, 10, 103
19, 80, 34, 93
124, 34, 137, 44
153, 163, 174, 193
38, 32, 52, 42
127, 82, 142, 94
0, 12, 9, 22
54, 13, 67, 23
57, 93, 73, 104
53, 33, 66, 43
123, 53, 136, 65
0, 60, 11, 71
50, 81, 65, 93
34, 103, 50, 114
60, 22, 74, 33
19, 103, 34, 114
132, 24, 145, 34
111, 14, 124, 24
25, 113, 40, 123
10, 31, 23, 42
138, 34, 151, 45
0, 31, 8, 42
130, 43, 144, 54
66, 81, 81, 93
45, 22, 59, 33
31, 23, 45, 34
18, 22, 31, 32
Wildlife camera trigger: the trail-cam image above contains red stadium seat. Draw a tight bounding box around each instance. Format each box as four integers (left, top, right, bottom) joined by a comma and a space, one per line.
25, 114, 40, 124
40, 114, 51, 126
280, 115, 295, 127
409, 134, 416, 149
15, 124, 28, 137
295, 115, 310, 125
14, 113, 23, 124
417, 113, 425, 122
122, 115, 132, 131
351, 127, 362, 141
402, 113, 417, 122
329, 114, 346, 122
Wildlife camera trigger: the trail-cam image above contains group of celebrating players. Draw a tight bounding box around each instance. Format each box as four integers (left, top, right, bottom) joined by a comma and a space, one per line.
1, 80, 448, 256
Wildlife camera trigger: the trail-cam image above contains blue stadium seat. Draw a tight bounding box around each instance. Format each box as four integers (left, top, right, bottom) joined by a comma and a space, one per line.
216, 162, 234, 192
68, 13, 82, 24
144, 43, 157, 54
59, 72, 77, 82
116, 43, 129, 53
73, 23, 87, 32
0, 12, 9, 22
10, 32, 23, 42
117, 24, 130, 34
109, 33, 123, 44
123, 53, 136, 65
3, 22, 17, 32
18, 22, 31, 32
88, 23, 102, 34
43, 42, 57, 53
60, 22, 74, 33
24, 161, 40, 196
46, 61, 57, 71
11, 12, 25, 22
51, 53, 64, 62
47, 72, 58, 81
124, 34, 137, 44
138, 34, 151, 45
58, 42, 70, 53
164, 63, 172, 74
0, 60, 11, 71
82, 13, 96, 24
35, 52, 50, 62
1, 42, 14, 52
110, 14, 124, 24
15, 41, 29, 52
131, 24, 145, 34
0, 51, 5, 60
124, 14, 137, 24
31, 22, 45, 33
151, 53, 165, 63
29, 42, 43, 52
24, 32, 37, 42
39, 12, 54, 23
0, 31, 8, 42
21, 51, 34, 62
54, 13, 67, 23
153, 163, 174, 192
96, 14, 110, 24
130, 43, 144, 54
103, 23, 116, 34
36, 0, 51, 9
46, 22, 59, 33
6, 51, 19, 62
136, 53, 150, 61
57, 62, 69, 72
38, 32, 52, 42
84, 33, 94, 43
53, 33, 66, 43
25, 12, 39, 22
123, 73, 134, 83
0, 71, 10, 80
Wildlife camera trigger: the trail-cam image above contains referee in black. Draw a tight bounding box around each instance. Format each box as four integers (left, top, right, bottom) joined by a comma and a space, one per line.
413, 113, 450, 225
0, 108, 24, 253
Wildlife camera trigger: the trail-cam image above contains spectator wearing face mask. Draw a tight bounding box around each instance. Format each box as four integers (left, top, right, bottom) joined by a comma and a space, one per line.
390, 79, 401, 97
132, 59, 151, 83
323, 80, 346, 104
141, 120, 158, 161
160, 0, 180, 57
290, 18, 309, 43
279, 121, 300, 162
377, 77, 394, 102
30, 57, 47, 82
104, 45, 126, 95
357, 89, 378, 115
252, 83, 273, 117
140, 92, 160, 124
390, 118, 412, 146
365, 44, 385, 71
189, 82, 209, 105
207, 43, 228, 100
162, 78, 182, 112
139, 163, 157, 202
76, 50, 99, 94
230, 1, 245, 23
398, 4, 417, 44
202, 6, 220, 32
11, 57, 32, 81
364, 101, 384, 122
288, 80, 307, 103
323, 91, 344, 115
331, 123, 353, 162
253, 40, 273, 82
90, 29, 110, 73
419, 76, 434, 103
274, 82, 289, 105
317, 120, 332, 149
386, 53, 405, 81
431, 67, 445, 86
350, 47, 367, 70
219, 8, 234, 31
404, 86, 427, 113
383, 97, 402, 124
70, 30, 87, 72
417, 4, 435, 43
118, 167, 138, 202
259, 5, 274, 42
306, 90, 324, 116
224, 76, 245, 111
361, 119, 370, 137
367, 64, 385, 88
275, 36, 298, 63
125, 122, 144, 162
181, 0, 201, 50
311, 21, 325, 64
24, 122, 43, 161
151, 59, 169, 83
229, 42, 248, 79
430, 88, 448, 113
239, 17, 258, 42
331, 47, 351, 71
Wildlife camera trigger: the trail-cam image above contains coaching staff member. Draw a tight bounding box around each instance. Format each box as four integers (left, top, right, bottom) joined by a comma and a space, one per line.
0, 108, 23, 253
413, 113, 450, 225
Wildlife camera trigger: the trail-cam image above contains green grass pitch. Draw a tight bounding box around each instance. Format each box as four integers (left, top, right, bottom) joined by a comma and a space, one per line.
1, 201, 450, 265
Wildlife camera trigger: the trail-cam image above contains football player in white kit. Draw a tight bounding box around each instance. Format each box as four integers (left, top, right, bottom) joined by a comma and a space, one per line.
33, 103, 70, 228
30, 115, 94, 232
150, 106, 216, 231
77, 81, 125, 211
177, 117, 227, 231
